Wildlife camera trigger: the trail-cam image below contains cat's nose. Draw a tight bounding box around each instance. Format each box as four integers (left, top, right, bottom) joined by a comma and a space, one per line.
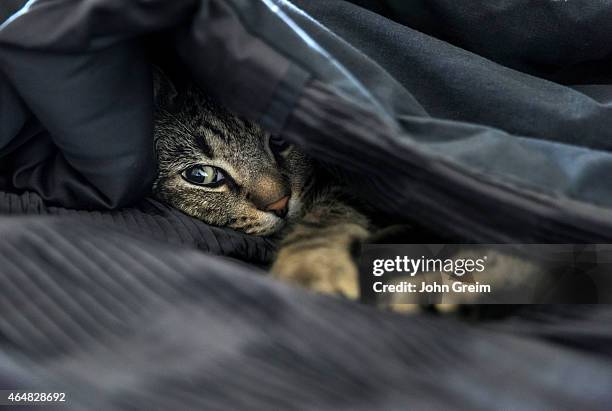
265, 195, 290, 218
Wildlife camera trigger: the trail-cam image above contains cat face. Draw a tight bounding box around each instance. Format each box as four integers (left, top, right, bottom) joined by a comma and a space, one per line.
153, 78, 311, 236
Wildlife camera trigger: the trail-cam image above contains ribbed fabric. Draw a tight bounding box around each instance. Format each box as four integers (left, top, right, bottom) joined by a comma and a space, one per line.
0, 217, 611, 410
0, 191, 275, 264
285, 81, 612, 243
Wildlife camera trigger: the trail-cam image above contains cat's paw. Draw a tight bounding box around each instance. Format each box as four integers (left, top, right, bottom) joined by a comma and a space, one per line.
270, 247, 360, 299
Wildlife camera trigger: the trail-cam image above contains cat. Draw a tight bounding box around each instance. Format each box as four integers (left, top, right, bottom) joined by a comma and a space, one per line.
151, 70, 538, 314
152, 69, 369, 298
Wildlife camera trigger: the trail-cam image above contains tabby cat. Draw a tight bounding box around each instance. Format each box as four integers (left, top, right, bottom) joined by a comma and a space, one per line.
152, 70, 368, 298
151, 70, 531, 313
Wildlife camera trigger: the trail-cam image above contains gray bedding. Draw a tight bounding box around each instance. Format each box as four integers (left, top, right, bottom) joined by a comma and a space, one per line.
2, 1, 612, 409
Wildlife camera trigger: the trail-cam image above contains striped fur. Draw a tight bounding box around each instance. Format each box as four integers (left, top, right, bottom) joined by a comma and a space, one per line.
152, 70, 369, 296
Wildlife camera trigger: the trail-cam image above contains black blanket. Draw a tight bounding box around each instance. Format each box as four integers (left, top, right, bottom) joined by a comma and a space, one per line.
1, 216, 611, 410
2, 1, 612, 409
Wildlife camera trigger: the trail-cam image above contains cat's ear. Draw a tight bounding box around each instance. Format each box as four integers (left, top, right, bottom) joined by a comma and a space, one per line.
152, 65, 179, 110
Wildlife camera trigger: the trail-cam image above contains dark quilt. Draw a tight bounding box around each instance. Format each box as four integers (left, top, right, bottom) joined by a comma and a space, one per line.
2, 1, 612, 410
1, 216, 611, 410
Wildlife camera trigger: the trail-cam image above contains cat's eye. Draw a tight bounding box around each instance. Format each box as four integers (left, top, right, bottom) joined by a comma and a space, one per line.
269, 134, 291, 153
181, 164, 225, 187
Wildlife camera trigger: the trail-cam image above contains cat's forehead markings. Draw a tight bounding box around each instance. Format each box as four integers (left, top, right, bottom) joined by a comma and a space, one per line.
199, 117, 231, 142
194, 135, 214, 158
